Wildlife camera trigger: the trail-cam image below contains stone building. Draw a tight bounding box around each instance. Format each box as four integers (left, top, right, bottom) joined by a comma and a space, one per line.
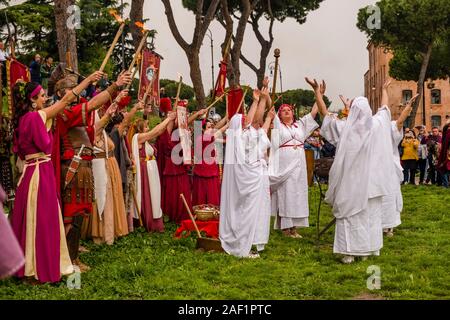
364, 42, 449, 130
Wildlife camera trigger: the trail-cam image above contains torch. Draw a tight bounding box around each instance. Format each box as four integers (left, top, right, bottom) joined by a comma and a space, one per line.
98, 10, 126, 73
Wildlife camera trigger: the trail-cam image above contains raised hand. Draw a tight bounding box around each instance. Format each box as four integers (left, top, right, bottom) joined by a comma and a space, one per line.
262, 76, 270, 89
198, 108, 208, 116
134, 101, 144, 111
116, 70, 132, 87
405, 93, 420, 106
253, 88, 261, 101
267, 107, 276, 120
383, 78, 392, 90
106, 102, 118, 116
114, 89, 129, 104
88, 71, 105, 83
305, 77, 320, 92
168, 110, 177, 121
320, 80, 326, 95
260, 86, 270, 100
339, 94, 352, 109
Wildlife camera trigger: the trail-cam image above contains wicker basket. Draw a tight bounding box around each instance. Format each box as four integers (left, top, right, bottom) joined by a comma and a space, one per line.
193, 204, 220, 221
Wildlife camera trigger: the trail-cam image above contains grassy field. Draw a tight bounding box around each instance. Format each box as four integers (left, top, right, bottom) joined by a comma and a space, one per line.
1, 185, 449, 300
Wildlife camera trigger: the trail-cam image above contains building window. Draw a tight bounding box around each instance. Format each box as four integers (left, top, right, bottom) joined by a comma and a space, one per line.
431, 116, 441, 128
431, 89, 441, 104
402, 90, 413, 104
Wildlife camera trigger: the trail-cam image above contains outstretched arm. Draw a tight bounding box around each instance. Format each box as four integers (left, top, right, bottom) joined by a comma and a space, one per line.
44, 71, 103, 120
381, 78, 391, 110
262, 107, 276, 134
188, 108, 208, 125
138, 111, 177, 144
87, 71, 132, 112
244, 89, 260, 128
396, 94, 419, 131
305, 78, 328, 118
118, 100, 144, 136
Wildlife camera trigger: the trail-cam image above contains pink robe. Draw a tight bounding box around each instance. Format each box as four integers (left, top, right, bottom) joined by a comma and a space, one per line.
11, 111, 72, 283
0, 186, 25, 279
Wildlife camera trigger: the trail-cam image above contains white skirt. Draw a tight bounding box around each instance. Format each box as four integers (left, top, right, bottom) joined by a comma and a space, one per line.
333, 197, 383, 256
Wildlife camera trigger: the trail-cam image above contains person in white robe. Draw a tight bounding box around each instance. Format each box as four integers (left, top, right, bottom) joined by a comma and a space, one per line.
220, 82, 275, 258
268, 103, 319, 238
381, 82, 419, 237
306, 77, 396, 264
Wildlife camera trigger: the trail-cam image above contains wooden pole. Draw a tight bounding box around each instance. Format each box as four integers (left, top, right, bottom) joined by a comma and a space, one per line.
236, 88, 249, 114
99, 23, 126, 72
128, 30, 149, 73
270, 48, 280, 109
173, 75, 183, 110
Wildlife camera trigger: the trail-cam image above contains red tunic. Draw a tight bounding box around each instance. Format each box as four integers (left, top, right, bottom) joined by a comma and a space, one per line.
52, 101, 95, 223
192, 133, 220, 206
161, 130, 192, 224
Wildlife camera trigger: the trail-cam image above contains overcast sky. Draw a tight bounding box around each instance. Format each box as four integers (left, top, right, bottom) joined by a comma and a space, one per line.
7, 0, 377, 107
136, 0, 377, 108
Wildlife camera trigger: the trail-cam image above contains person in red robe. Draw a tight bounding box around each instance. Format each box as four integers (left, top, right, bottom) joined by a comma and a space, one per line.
52, 71, 132, 268
192, 117, 229, 206
161, 106, 208, 223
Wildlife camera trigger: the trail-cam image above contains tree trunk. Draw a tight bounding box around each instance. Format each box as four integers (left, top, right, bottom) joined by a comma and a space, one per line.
161, 0, 220, 109
409, 44, 433, 128
188, 49, 206, 108
130, 0, 145, 50
54, 0, 78, 72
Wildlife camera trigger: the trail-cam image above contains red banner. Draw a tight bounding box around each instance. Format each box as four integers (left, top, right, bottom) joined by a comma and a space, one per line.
214, 60, 227, 98
226, 87, 244, 119
138, 49, 161, 111
6, 59, 30, 116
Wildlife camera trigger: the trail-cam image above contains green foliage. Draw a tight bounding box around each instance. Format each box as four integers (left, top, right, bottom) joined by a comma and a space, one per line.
1, 185, 449, 299
0, 0, 139, 78
160, 78, 197, 111
357, 0, 450, 81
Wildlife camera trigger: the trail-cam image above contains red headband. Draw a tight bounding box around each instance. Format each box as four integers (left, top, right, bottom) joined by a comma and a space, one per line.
30, 85, 43, 99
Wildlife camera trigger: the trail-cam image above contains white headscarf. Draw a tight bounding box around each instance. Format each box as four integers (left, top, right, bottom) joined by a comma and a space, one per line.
325, 97, 374, 219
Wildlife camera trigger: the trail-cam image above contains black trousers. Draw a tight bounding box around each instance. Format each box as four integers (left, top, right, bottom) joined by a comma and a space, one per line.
417, 159, 427, 183
402, 160, 417, 184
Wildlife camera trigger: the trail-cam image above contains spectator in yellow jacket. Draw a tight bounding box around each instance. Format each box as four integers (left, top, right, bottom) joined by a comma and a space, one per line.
401, 131, 419, 184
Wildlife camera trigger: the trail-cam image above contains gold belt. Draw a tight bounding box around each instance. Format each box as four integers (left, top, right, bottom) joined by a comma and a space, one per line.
25, 152, 51, 161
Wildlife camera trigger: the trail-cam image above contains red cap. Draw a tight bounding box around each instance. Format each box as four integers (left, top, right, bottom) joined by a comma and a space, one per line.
160, 97, 172, 113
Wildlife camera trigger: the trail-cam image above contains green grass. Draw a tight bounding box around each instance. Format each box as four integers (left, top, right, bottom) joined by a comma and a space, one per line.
1, 185, 449, 300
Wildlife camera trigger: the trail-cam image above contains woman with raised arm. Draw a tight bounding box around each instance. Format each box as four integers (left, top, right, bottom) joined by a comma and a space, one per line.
10, 71, 102, 283
89, 91, 131, 245
306, 77, 395, 264
268, 83, 321, 238
192, 115, 229, 206
161, 106, 208, 223
381, 79, 419, 237
131, 111, 177, 232
219, 80, 275, 259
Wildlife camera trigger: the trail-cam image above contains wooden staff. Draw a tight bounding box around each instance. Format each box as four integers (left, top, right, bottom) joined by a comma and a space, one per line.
99, 23, 125, 73
128, 30, 149, 73
173, 75, 183, 110
129, 181, 143, 227
125, 66, 139, 91
236, 88, 249, 114
270, 48, 280, 109
202, 90, 229, 118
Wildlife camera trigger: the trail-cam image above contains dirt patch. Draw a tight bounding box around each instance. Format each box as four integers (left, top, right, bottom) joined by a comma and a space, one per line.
353, 292, 385, 300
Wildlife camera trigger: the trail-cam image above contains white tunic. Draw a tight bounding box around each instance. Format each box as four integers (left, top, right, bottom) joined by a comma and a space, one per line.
381, 121, 403, 229
321, 99, 394, 256
219, 115, 271, 257
268, 114, 318, 229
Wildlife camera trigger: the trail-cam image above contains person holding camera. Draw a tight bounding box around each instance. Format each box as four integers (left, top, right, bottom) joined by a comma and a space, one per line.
401, 131, 419, 185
